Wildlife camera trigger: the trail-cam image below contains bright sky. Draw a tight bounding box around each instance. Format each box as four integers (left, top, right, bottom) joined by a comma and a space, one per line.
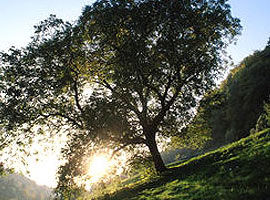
1, 0, 270, 64
227, 0, 270, 64
0, 0, 270, 188
0, 0, 94, 51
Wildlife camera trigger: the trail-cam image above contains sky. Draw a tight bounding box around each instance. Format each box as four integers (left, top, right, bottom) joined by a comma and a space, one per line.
0, 0, 270, 64
0, 0, 270, 188
0, 0, 95, 51
228, 0, 270, 64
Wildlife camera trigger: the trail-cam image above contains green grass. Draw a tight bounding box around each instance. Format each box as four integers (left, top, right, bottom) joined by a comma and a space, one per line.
96, 129, 270, 200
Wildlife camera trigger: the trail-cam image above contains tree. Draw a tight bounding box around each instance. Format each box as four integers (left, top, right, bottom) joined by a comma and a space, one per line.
170, 88, 227, 149
178, 41, 270, 147
0, 0, 240, 180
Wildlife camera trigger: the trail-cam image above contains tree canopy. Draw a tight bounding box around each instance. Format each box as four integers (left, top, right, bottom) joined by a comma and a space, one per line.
0, 0, 241, 195
181, 41, 270, 147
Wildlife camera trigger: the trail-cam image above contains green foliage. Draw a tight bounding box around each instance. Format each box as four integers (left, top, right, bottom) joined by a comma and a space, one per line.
128, 156, 156, 178
95, 129, 270, 200
172, 88, 227, 149
225, 49, 270, 140
161, 148, 198, 165
265, 102, 270, 126
223, 46, 270, 140
179, 42, 270, 147
0, 0, 240, 196
254, 100, 270, 132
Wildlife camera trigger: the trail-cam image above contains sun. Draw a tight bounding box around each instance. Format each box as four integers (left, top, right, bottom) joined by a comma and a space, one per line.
87, 154, 111, 183
74, 152, 127, 190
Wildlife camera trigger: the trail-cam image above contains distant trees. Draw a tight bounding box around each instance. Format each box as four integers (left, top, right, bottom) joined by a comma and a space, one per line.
0, 174, 52, 200
171, 87, 227, 148
0, 0, 240, 195
181, 42, 270, 146
226, 48, 270, 139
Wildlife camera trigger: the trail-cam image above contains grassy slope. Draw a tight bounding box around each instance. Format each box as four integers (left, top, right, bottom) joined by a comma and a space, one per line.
97, 129, 270, 200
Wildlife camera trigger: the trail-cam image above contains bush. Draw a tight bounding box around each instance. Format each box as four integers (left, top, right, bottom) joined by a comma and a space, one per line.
254, 100, 270, 133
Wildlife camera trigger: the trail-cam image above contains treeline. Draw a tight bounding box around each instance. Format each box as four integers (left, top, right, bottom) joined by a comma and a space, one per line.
0, 174, 53, 200
178, 41, 270, 148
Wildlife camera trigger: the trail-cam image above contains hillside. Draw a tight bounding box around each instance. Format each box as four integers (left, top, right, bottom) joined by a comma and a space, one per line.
0, 174, 53, 200
96, 129, 270, 200
186, 45, 270, 146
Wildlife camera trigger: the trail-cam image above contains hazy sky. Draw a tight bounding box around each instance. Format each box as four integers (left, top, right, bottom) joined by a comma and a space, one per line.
1, 0, 270, 64
1, 0, 270, 187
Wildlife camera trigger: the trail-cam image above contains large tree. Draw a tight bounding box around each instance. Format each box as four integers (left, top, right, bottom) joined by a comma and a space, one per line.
0, 0, 240, 178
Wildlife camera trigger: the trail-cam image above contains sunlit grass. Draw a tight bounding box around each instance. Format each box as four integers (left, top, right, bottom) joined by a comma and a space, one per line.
95, 128, 270, 200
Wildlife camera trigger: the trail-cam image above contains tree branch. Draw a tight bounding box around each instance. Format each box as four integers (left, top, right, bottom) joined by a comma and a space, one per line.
100, 80, 143, 120
72, 78, 83, 114
111, 135, 146, 156
160, 76, 174, 107
152, 84, 182, 129
40, 112, 83, 129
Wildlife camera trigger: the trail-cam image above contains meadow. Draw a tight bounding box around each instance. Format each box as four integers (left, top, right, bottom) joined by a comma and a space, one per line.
95, 128, 270, 200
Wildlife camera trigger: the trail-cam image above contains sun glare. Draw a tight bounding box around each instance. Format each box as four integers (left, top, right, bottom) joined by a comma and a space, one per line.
73, 151, 128, 191
87, 154, 111, 183
28, 156, 59, 187
0, 132, 68, 188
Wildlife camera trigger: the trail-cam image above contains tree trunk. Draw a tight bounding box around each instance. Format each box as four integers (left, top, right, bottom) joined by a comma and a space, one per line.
146, 133, 167, 173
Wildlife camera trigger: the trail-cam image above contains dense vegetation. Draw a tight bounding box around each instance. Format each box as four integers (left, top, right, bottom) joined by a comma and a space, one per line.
0, 0, 240, 197
1, 0, 270, 199
81, 41, 270, 199
174, 43, 270, 148
94, 128, 270, 200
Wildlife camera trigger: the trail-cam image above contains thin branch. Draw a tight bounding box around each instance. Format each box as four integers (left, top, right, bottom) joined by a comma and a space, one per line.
145, 82, 163, 103
161, 76, 174, 106
101, 80, 143, 120
102, 80, 114, 91
111, 143, 130, 157
111, 135, 146, 156
40, 112, 83, 129
72, 78, 83, 114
